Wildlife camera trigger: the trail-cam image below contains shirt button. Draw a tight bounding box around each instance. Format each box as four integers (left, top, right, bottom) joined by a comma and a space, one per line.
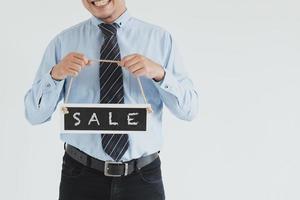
164, 85, 169, 89
46, 83, 51, 88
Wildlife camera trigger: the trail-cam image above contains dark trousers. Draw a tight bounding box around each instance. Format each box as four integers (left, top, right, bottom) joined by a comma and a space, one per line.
59, 152, 165, 200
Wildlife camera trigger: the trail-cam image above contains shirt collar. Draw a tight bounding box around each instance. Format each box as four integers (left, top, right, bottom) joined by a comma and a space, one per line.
91, 9, 131, 28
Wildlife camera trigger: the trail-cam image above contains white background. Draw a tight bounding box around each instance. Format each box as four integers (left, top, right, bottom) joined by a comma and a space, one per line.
0, 0, 300, 199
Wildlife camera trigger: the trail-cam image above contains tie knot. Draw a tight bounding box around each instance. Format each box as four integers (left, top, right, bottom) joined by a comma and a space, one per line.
99, 23, 118, 37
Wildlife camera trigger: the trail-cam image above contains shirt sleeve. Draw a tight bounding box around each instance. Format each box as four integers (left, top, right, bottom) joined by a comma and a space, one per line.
24, 36, 65, 125
153, 33, 199, 121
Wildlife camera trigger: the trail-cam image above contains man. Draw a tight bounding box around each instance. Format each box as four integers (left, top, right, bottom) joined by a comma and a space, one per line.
24, 0, 199, 199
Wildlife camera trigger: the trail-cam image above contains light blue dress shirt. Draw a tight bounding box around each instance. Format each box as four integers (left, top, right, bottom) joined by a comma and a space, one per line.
24, 10, 199, 161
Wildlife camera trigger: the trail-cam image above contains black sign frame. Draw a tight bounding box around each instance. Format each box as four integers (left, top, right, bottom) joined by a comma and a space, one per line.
61, 104, 149, 134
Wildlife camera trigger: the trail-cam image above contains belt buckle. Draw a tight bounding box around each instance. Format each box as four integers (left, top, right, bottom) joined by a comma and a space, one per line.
104, 161, 129, 177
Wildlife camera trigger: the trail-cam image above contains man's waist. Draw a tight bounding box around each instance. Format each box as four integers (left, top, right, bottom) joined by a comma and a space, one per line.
64, 144, 159, 177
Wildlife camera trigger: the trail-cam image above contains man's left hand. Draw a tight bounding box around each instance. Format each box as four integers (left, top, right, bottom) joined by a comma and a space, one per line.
120, 54, 165, 82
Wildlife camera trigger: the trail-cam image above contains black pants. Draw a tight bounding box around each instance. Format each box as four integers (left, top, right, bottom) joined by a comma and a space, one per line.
59, 152, 165, 200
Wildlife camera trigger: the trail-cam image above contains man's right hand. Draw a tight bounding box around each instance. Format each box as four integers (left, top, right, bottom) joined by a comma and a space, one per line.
50, 52, 89, 81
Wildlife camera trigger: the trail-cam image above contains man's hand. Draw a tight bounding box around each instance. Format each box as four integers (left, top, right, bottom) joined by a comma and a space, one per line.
51, 52, 89, 81
120, 54, 165, 82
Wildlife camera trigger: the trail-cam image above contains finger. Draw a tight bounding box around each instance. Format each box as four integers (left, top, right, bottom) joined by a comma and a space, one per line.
71, 58, 86, 67
82, 56, 89, 65
120, 54, 139, 66
72, 52, 85, 59
72, 53, 89, 64
122, 54, 138, 61
132, 68, 146, 77
127, 63, 143, 73
123, 56, 141, 69
69, 63, 82, 72
87, 60, 93, 65
67, 68, 80, 77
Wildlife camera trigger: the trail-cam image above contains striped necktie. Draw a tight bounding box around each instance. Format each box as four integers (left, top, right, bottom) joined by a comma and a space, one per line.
98, 23, 129, 161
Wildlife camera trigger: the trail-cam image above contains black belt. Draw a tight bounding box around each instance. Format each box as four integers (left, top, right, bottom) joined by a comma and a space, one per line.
65, 144, 159, 177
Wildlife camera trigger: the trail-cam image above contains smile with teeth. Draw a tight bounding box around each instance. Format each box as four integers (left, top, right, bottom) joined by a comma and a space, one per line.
92, 0, 111, 7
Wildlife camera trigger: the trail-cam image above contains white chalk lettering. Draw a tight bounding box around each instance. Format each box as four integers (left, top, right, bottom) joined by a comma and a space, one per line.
109, 112, 119, 126
127, 113, 139, 125
88, 113, 100, 126
73, 112, 81, 126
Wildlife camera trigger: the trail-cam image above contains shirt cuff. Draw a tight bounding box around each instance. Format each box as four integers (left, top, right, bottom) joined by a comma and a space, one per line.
42, 72, 64, 93
153, 69, 179, 95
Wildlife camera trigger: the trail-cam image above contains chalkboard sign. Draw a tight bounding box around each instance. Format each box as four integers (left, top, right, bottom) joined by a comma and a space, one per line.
61, 104, 150, 134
